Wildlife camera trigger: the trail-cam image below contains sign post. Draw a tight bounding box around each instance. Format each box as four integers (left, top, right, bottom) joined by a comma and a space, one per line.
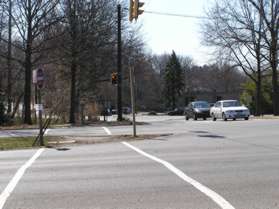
129, 66, 136, 137
33, 68, 44, 146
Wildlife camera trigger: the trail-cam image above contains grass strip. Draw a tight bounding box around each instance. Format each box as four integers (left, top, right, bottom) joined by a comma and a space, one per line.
0, 137, 48, 151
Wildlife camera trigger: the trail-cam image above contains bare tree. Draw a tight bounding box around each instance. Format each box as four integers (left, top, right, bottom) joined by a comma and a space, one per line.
0, 1, 7, 94
58, 0, 118, 124
9, 0, 60, 124
6, 0, 12, 113
203, 0, 267, 115
247, 0, 279, 115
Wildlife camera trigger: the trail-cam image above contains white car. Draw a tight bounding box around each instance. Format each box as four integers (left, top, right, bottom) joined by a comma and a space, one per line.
210, 100, 250, 121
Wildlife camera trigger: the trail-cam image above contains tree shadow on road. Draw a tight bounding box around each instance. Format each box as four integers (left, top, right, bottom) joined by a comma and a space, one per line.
197, 134, 226, 139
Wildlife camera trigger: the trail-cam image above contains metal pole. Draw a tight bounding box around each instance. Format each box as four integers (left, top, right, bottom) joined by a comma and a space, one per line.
129, 67, 136, 137
38, 88, 44, 146
117, 4, 123, 121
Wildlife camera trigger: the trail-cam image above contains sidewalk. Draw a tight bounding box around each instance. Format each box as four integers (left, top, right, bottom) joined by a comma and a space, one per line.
252, 115, 279, 119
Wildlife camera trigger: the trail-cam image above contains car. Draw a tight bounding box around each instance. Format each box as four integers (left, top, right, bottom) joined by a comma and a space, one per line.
184, 101, 210, 120
167, 108, 184, 115
111, 107, 131, 115
210, 100, 250, 121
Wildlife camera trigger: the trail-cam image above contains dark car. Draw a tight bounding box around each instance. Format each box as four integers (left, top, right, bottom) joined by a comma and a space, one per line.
185, 101, 210, 120
167, 107, 184, 115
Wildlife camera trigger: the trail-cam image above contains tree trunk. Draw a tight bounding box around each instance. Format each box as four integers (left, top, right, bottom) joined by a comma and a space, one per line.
23, 4, 33, 125
11, 93, 23, 118
24, 44, 32, 124
7, 0, 12, 114
255, 81, 262, 116
172, 90, 176, 110
272, 68, 279, 115
69, 0, 78, 124
255, 49, 262, 116
69, 60, 77, 124
270, 37, 279, 115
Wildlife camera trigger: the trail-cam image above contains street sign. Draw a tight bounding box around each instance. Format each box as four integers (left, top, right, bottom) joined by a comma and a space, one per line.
32, 70, 37, 84
35, 104, 43, 111
37, 68, 44, 88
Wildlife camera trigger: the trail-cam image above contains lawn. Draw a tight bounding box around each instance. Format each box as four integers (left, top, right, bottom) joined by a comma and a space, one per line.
0, 137, 47, 150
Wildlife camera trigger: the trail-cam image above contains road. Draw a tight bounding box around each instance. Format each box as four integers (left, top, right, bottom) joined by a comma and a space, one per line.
1, 116, 279, 209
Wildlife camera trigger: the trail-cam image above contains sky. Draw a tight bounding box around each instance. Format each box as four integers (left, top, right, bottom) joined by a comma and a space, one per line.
134, 0, 213, 65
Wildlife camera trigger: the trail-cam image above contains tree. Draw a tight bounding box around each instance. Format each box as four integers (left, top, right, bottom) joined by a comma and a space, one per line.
247, 0, 279, 115
0, 1, 7, 96
58, 0, 118, 124
164, 51, 184, 109
7, 0, 60, 124
203, 0, 267, 116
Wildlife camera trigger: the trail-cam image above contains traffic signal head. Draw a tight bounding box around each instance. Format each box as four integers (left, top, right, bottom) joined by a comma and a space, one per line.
129, 0, 134, 22
111, 72, 118, 85
129, 0, 144, 22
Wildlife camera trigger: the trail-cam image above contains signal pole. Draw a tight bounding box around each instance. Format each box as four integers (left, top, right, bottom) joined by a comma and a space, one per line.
117, 4, 123, 121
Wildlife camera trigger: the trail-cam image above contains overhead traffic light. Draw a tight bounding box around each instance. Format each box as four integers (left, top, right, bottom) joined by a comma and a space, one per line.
129, 0, 144, 22
111, 72, 118, 85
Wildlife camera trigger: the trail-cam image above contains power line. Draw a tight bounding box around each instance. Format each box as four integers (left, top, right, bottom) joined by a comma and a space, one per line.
144, 10, 210, 19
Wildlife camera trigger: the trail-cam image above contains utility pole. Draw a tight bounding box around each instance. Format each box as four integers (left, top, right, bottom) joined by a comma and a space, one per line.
129, 66, 136, 137
117, 4, 123, 121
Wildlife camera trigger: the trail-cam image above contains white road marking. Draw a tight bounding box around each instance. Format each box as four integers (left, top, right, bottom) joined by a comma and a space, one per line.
45, 129, 49, 135
102, 127, 112, 135
122, 142, 235, 209
0, 148, 45, 209
7, 132, 18, 137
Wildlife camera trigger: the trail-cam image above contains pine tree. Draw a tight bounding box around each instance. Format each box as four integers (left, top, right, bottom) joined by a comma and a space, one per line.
164, 51, 184, 109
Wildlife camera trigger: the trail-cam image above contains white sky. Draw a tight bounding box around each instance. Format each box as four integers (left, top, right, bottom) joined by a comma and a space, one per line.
133, 0, 213, 65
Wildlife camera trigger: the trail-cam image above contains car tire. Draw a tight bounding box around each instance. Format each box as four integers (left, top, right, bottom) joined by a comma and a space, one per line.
222, 113, 227, 121
194, 115, 198, 120
212, 114, 216, 121
186, 116, 189, 120
233, 118, 236, 121
203, 117, 206, 120
245, 117, 249, 120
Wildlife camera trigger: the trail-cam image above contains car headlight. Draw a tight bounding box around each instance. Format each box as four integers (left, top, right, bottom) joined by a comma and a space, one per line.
194, 108, 201, 113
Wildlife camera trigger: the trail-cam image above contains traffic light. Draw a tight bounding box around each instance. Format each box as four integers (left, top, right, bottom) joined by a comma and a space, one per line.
111, 72, 118, 85
129, 0, 144, 22
129, 0, 135, 22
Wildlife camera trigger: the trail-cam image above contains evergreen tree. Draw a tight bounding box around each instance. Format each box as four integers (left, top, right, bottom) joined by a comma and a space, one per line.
164, 51, 184, 109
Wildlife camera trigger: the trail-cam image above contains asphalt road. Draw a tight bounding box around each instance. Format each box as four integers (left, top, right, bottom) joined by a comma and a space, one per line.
1, 117, 279, 209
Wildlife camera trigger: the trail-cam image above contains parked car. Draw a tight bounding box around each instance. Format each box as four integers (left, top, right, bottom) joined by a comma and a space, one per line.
210, 100, 250, 121
111, 107, 131, 115
184, 101, 210, 120
167, 108, 184, 115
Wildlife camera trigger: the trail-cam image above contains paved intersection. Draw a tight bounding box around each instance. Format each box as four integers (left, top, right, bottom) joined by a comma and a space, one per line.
1, 117, 279, 209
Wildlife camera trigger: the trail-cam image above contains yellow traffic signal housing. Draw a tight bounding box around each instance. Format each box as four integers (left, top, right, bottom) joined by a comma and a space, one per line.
129, 0, 144, 22
134, 0, 144, 20
129, 0, 135, 22
111, 72, 118, 85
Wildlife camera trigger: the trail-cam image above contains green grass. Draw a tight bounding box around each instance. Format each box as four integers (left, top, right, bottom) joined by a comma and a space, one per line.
0, 137, 48, 151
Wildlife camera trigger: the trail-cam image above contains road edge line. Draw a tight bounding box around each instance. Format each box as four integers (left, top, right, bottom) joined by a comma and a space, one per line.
121, 142, 235, 209
45, 129, 49, 135
102, 127, 112, 135
0, 148, 45, 209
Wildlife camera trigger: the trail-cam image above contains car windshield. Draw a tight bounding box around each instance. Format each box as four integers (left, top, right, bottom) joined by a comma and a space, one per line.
193, 102, 209, 108
223, 101, 242, 107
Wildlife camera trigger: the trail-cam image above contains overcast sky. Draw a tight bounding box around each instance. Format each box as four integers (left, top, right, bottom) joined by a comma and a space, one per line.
133, 0, 213, 65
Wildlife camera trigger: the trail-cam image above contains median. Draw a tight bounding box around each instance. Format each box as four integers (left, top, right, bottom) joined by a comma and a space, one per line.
0, 137, 49, 151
